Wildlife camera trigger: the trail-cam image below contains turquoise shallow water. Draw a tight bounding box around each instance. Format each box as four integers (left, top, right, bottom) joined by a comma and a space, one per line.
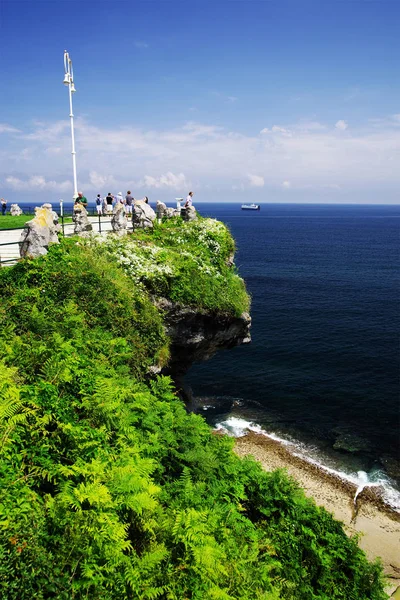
184, 203, 400, 506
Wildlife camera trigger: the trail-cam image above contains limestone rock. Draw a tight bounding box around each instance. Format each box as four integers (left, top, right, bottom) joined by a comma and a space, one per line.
156, 201, 168, 219
156, 202, 180, 219
73, 204, 93, 235
182, 206, 197, 222
10, 203, 23, 216
155, 297, 251, 377
166, 207, 181, 218
42, 204, 60, 243
226, 252, 235, 267
111, 202, 127, 235
132, 200, 156, 229
19, 204, 61, 258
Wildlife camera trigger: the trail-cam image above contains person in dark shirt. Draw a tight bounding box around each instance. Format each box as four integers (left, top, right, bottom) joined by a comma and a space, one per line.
1, 198, 7, 215
106, 193, 113, 214
125, 191, 134, 214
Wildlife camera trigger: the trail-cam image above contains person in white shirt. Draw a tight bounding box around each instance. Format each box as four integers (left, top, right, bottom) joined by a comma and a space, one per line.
184, 191, 194, 207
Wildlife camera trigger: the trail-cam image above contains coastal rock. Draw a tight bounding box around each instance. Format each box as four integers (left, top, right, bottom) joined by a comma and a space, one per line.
182, 206, 197, 222
156, 202, 180, 220
226, 252, 235, 267
73, 204, 93, 236
156, 297, 251, 377
156, 201, 168, 219
132, 200, 156, 229
166, 207, 181, 218
10, 203, 23, 216
42, 204, 60, 243
332, 428, 370, 454
19, 204, 60, 258
111, 202, 127, 235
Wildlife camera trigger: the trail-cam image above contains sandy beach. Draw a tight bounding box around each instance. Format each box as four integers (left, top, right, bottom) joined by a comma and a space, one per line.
234, 432, 400, 598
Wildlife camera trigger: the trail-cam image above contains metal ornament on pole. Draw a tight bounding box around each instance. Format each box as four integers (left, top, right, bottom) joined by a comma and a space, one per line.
63, 51, 78, 198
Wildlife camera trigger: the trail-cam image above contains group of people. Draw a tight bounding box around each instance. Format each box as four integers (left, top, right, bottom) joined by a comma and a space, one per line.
74, 190, 194, 215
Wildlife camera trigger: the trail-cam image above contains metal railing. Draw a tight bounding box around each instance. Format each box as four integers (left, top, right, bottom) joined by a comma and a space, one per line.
0, 213, 135, 267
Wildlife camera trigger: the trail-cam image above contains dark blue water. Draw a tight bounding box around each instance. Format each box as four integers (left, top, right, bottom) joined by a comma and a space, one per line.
185, 203, 400, 500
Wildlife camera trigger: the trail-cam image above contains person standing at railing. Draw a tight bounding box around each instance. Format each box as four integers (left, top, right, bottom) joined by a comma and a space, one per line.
105, 192, 113, 214
95, 194, 102, 215
1, 198, 7, 216
125, 191, 134, 214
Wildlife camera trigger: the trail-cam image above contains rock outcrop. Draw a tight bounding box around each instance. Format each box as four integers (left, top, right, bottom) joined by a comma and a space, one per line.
156, 298, 251, 377
156, 201, 180, 220
19, 204, 60, 258
132, 200, 156, 229
111, 202, 127, 235
156, 201, 168, 219
73, 204, 93, 235
10, 203, 23, 216
182, 206, 197, 222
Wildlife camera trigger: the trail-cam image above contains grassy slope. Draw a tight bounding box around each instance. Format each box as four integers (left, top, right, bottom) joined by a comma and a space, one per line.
96, 216, 250, 316
0, 222, 388, 600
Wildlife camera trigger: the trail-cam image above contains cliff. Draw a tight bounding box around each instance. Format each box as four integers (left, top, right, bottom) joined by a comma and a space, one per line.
157, 298, 251, 375
0, 218, 388, 600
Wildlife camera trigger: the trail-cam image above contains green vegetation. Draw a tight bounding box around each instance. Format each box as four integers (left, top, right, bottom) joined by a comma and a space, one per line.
97, 216, 250, 316
0, 215, 72, 230
0, 215, 37, 230
0, 221, 388, 599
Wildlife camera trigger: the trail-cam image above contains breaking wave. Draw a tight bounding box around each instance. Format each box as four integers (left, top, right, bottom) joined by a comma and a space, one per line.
215, 416, 400, 512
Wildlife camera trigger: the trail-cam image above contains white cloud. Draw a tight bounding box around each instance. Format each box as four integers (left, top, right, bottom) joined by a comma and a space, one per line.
0, 123, 20, 134
282, 181, 291, 189
295, 121, 326, 132
2, 115, 400, 203
260, 125, 293, 136
335, 120, 348, 131
271, 125, 292, 136
89, 171, 118, 190
5, 175, 71, 192
247, 174, 264, 187
140, 172, 191, 190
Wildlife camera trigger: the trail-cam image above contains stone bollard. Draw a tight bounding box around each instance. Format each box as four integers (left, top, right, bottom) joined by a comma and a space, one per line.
111, 202, 127, 236
10, 203, 23, 216
19, 204, 61, 258
73, 204, 93, 236
132, 200, 156, 230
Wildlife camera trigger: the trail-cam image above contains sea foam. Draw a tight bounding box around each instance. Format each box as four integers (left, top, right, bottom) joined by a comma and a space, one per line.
215, 416, 400, 512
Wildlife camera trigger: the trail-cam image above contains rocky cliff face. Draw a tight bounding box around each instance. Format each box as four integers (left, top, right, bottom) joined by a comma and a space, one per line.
155, 298, 251, 378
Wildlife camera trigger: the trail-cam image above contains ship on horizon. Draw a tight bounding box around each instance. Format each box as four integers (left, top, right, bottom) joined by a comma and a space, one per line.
241, 203, 261, 210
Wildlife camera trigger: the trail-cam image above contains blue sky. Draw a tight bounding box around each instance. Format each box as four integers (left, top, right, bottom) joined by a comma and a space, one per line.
1, 0, 400, 204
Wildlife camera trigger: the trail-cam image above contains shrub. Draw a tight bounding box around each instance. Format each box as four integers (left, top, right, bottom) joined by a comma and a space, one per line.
0, 236, 387, 599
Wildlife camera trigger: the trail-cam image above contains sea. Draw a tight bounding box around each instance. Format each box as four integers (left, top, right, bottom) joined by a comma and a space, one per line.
183, 203, 400, 511
16, 200, 400, 509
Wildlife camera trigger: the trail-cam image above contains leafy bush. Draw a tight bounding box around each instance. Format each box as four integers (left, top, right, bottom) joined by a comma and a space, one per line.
0, 236, 387, 599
